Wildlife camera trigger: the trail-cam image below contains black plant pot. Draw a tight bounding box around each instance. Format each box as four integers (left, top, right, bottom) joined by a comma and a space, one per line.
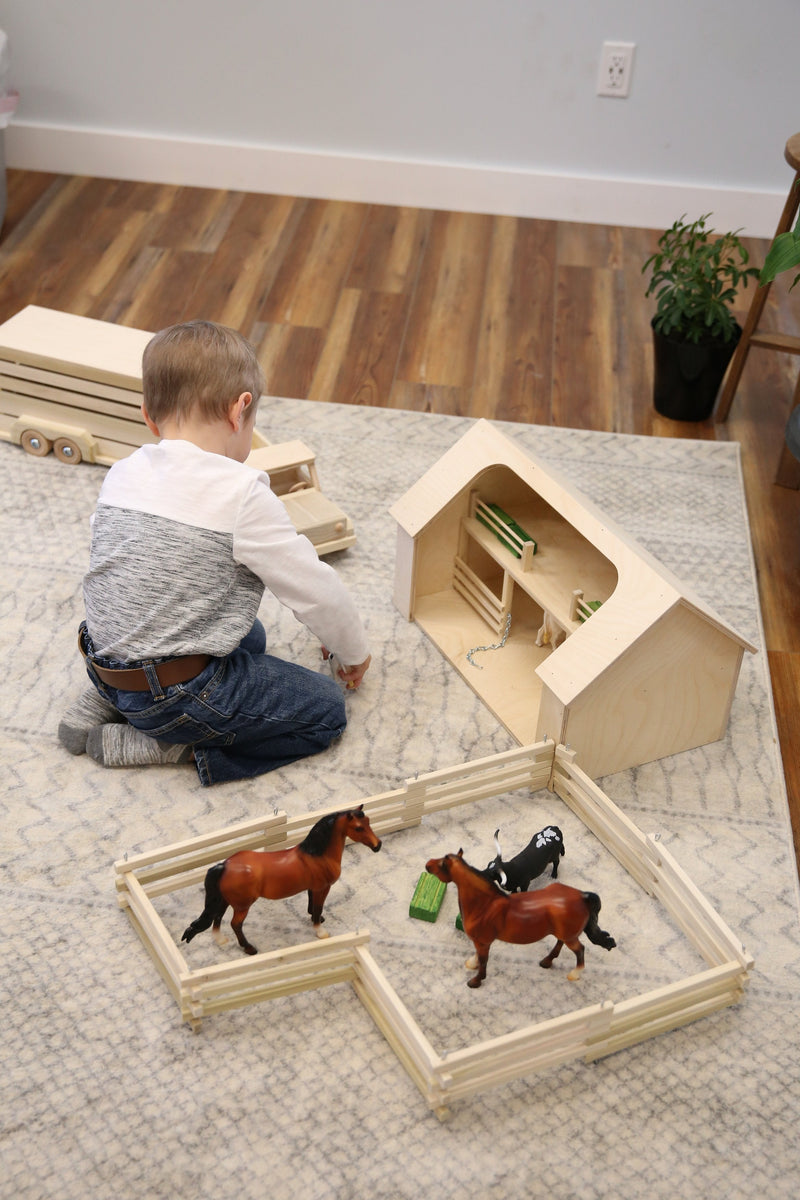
651, 321, 741, 422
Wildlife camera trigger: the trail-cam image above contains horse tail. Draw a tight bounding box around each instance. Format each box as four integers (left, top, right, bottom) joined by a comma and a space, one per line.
581, 891, 616, 951
181, 861, 228, 943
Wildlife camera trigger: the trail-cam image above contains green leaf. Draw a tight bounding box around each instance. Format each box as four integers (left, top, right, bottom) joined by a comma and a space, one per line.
759, 232, 800, 286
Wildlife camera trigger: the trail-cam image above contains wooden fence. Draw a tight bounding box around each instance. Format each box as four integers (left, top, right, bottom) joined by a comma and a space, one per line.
114, 739, 752, 1116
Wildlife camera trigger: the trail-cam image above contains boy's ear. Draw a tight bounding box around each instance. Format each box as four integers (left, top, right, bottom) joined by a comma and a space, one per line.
230, 392, 253, 431
141, 403, 160, 437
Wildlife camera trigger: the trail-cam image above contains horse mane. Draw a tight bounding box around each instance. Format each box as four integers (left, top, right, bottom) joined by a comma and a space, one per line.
299, 811, 346, 857
456, 854, 505, 894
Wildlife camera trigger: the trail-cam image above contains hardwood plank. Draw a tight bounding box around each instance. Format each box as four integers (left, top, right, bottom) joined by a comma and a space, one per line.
147, 186, 245, 253
346, 205, 432, 294
107, 248, 203, 330
557, 221, 627, 270
186, 193, 302, 333
395, 209, 493, 389
2, 168, 61, 240
103, 179, 181, 215
254, 322, 325, 400
388, 380, 470, 417
552, 265, 617, 430
321, 289, 409, 408
259, 199, 368, 328
69, 210, 154, 318
307, 287, 362, 403
616, 225, 662, 435
471, 216, 556, 424
0, 175, 94, 303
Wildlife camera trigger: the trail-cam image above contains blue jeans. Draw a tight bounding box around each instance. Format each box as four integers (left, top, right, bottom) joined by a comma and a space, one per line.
81, 620, 347, 786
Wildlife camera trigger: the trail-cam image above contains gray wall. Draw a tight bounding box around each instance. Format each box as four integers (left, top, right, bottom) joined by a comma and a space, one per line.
1, 0, 797, 220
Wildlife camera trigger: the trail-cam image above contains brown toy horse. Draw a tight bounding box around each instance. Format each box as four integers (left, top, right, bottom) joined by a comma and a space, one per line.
182, 806, 382, 955
426, 850, 615, 988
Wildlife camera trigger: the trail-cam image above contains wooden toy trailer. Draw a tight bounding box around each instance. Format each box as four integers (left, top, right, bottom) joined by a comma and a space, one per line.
389, 420, 757, 779
0, 304, 154, 465
0, 305, 355, 554
114, 739, 752, 1119
245, 440, 356, 555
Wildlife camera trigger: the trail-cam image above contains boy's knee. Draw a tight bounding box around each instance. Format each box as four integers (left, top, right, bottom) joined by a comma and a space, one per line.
317, 675, 347, 733
327, 688, 347, 733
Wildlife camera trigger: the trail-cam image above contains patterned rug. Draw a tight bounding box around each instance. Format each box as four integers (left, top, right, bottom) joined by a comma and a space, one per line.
2, 399, 798, 1200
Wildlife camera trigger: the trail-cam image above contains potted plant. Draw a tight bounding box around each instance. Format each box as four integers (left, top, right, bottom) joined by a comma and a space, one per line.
643, 213, 760, 421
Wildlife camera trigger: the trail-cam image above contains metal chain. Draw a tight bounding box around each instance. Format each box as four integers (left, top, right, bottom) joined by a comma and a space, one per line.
466, 612, 512, 669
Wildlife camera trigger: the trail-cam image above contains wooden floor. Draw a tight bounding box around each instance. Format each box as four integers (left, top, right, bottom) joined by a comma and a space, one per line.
2, 169, 799, 872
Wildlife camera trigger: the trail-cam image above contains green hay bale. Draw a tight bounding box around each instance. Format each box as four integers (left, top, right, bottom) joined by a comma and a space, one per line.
409, 872, 447, 922
476, 503, 537, 559
577, 599, 603, 622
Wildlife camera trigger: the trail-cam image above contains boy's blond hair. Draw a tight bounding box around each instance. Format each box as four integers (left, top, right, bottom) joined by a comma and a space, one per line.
142, 320, 265, 425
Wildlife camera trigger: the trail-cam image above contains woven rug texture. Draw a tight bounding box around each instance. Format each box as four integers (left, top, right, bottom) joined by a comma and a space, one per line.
2, 398, 798, 1200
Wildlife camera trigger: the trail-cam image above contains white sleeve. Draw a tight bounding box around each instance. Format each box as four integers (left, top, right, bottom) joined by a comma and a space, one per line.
232, 473, 370, 666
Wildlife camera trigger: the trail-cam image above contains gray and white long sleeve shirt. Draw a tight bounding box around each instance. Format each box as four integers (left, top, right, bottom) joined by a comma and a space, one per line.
83, 439, 370, 666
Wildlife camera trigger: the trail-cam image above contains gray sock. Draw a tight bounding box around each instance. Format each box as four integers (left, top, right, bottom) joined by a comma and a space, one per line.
85, 724, 194, 768
58, 688, 125, 755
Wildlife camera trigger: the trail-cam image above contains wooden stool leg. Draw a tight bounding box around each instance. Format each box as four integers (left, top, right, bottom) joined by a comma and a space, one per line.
714, 169, 800, 423
775, 370, 800, 489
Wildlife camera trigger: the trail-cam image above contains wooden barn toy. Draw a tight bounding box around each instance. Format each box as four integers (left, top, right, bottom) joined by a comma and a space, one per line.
389, 420, 757, 779
0, 305, 355, 554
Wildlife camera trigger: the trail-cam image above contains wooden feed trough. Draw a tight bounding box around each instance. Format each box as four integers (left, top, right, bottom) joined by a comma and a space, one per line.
115, 740, 752, 1118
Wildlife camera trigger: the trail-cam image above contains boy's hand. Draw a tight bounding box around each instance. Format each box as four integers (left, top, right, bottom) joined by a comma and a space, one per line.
337, 655, 371, 690
322, 648, 371, 690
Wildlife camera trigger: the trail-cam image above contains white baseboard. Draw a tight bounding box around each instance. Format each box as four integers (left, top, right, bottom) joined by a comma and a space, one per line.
5, 121, 785, 239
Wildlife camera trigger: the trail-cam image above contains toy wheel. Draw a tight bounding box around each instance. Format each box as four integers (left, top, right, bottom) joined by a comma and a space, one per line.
53, 437, 83, 465
20, 429, 53, 457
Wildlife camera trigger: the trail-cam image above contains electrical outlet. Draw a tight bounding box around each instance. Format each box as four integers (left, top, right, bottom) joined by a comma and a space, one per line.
597, 41, 635, 98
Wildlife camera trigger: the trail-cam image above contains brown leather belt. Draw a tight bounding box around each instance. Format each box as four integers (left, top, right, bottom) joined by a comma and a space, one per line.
79, 632, 211, 692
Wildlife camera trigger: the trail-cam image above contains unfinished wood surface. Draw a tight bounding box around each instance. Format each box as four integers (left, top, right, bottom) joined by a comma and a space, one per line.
391, 419, 756, 777
2, 168, 798, 870
0, 304, 151, 387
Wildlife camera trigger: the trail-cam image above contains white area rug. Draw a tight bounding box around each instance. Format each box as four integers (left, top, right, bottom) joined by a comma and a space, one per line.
2, 399, 798, 1200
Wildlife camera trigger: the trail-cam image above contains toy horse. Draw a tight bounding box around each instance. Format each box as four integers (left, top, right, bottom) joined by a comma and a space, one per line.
426, 849, 615, 988
182, 805, 382, 955
484, 825, 565, 892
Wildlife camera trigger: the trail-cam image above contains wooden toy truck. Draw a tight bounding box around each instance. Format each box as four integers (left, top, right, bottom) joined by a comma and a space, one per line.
389, 420, 757, 779
0, 305, 355, 555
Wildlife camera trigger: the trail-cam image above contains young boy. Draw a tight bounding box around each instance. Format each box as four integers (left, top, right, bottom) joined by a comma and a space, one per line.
58, 320, 371, 786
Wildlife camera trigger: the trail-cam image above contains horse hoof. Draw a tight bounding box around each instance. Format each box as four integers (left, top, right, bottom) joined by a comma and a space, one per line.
567, 968, 584, 981
465, 955, 478, 970
539, 958, 553, 969
244, 945, 258, 956
467, 975, 483, 988
315, 927, 330, 939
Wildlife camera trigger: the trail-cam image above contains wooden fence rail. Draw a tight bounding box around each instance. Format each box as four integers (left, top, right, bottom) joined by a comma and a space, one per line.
114, 739, 752, 1117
